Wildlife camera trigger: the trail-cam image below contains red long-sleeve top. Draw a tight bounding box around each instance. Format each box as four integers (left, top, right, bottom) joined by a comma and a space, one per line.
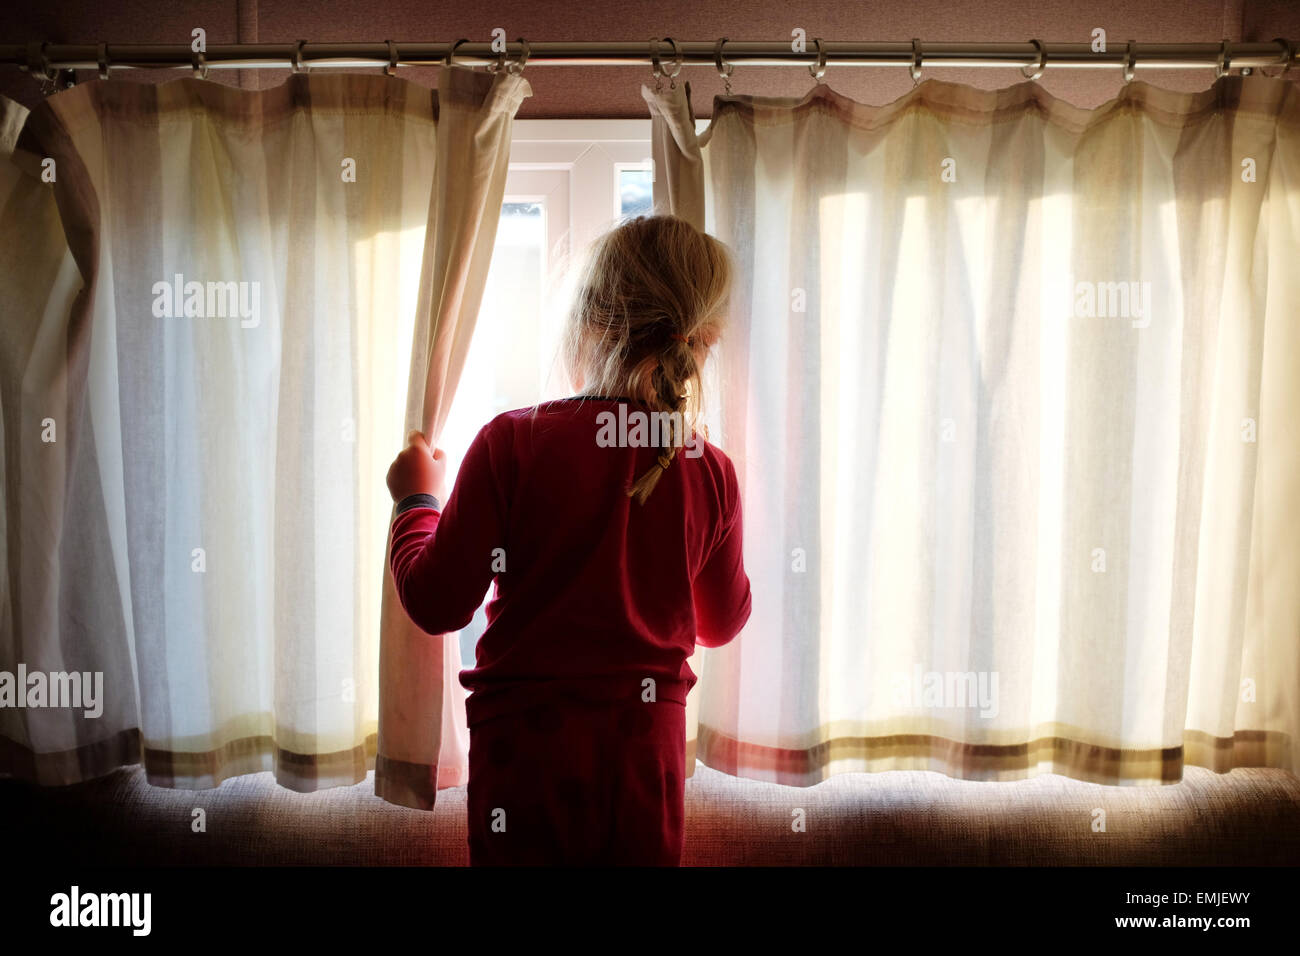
388, 396, 752, 728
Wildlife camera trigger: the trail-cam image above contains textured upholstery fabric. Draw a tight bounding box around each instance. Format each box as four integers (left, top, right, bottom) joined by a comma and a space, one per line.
3, 764, 1296, 866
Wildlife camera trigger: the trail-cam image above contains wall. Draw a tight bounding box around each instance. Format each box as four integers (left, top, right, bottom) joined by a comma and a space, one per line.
2, 1, 1299, 117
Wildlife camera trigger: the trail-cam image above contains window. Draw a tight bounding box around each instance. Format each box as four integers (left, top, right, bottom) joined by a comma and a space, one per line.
618, 165, 654, 217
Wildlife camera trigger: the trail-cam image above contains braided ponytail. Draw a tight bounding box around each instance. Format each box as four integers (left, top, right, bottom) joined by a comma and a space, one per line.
558, 215, 733, 504
626, 332, 696, 504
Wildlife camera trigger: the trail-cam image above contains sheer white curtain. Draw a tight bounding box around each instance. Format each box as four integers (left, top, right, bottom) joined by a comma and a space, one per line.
0, 94, 133, 783
650, 76, 1300, 786
0, 66, 528, 795
376, 68, 531, 809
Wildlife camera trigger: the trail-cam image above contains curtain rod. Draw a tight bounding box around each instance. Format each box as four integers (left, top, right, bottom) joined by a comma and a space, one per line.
3, 39, 1297, 78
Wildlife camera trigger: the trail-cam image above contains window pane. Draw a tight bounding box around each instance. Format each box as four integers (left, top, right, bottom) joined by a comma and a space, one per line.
442, 200, 545, 483
619, 168, 653, 218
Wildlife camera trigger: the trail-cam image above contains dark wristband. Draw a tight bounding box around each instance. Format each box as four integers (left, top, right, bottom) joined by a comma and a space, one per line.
395, 492, 442, 515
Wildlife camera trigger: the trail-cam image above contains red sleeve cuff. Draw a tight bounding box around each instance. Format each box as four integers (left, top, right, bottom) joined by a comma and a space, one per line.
394, 492, 442, 515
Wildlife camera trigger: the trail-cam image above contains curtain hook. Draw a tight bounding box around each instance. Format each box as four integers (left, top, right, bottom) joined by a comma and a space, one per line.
809, 37, 827, 84
291, 39, 307, 74
910, 38, 923, 86
98, 41, 110, 81
505, 38, 530, 75
1216, 39, 1231, 79
1122, 40, 1136, 84
445, 38, 468, 67
384, 39, 398, 77
1021, 38, 1046, 81
192, 47, 208, 80
715, 37, 733, 94
1267, 37, 1294, 77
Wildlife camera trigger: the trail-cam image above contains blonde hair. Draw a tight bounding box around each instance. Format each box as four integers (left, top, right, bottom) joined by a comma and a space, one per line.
559, 215, 733, 504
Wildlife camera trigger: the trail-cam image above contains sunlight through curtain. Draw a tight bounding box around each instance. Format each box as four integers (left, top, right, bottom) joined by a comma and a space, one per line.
0, 66, 529, 800
649, 76, 1300, 785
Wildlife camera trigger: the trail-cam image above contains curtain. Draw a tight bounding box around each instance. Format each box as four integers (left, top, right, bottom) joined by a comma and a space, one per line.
650, 76, 1300, 786
0, 66, 528, 795
376, 69, 530, 810
0, 95, 125, 783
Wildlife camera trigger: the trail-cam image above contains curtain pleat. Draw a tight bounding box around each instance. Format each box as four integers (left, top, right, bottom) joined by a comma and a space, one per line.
652, 76, 1300, 786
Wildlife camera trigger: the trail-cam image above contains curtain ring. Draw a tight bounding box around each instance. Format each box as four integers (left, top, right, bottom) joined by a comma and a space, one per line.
910, 38, 923, 85
1122, 40, 1136, 84
1268, 37, 1294, 77
40, 43, 59, 83
98, 42, 110, 81
809, 37, 827, 83
25, 42, 59, 83
506, 38, 530, 75
192, 48, 208, 80
650, 36, 664, 90
445, 38, 468, 67
650, 37, 682, 90
1021, 38, 1046, 81
384, 40, 398, 77
291, 39, 306, 74
1216, 39, 1231, 79
40, 43, 58, 82
715, 37, 733, 94
664, 36, 683, 88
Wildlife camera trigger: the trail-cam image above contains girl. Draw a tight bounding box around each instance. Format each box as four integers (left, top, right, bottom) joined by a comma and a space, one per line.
385, 215, 751, 866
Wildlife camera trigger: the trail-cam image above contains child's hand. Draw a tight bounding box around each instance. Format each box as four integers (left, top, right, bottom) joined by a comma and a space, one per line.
386, 430, 447, 503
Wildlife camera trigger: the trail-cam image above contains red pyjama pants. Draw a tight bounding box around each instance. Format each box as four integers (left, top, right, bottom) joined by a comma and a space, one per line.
466, 695, 687, 866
